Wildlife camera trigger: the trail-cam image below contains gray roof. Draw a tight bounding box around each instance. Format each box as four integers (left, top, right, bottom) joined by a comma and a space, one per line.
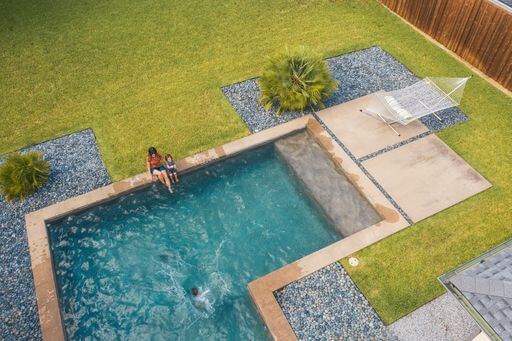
493, 0, 512, 12
440, 240, 512, 341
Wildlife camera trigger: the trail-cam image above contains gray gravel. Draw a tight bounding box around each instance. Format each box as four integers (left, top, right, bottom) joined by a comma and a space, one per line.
0, 130, 110, 340
222, 46, 467, 133
388, 293, 480, 341
275, 262, 394, 340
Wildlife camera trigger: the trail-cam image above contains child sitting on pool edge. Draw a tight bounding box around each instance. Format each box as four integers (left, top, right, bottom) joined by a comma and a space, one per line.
164, 154, 179, 184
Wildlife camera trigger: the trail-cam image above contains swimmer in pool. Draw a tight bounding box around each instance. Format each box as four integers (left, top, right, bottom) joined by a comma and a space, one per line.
191, 287, 211, 309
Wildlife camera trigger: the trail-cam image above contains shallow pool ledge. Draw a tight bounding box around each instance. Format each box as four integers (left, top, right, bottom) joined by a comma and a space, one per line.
25, 115, 312, 341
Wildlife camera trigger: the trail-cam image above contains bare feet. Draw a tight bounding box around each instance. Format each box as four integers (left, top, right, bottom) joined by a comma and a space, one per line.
168, 186, 174, 193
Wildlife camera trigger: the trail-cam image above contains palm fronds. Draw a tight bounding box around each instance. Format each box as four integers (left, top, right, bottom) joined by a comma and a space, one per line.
258, 46, 338, 115
0, 151, 50, 201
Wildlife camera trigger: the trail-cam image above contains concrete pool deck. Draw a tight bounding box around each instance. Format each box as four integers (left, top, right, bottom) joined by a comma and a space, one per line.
363, 135, 492, 222
316, 92, 430, 159
317, 94, 491, 224
25, 99, 491, 340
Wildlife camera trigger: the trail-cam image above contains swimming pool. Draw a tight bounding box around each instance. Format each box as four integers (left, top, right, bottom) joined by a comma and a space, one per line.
48, 143, 341, 339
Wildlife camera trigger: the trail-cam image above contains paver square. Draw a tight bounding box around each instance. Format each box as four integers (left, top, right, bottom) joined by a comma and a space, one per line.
316, 92, 429, 159
362, 135, 491, 222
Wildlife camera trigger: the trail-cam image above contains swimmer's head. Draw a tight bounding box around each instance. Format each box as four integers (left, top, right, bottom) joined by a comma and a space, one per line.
191, 287, 199, 296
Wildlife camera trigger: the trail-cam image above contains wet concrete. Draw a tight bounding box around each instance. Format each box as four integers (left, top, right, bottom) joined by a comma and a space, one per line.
275, 131, 381, 236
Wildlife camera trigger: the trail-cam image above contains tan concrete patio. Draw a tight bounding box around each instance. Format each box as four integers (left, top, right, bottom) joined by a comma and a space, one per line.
316, 92, 429, 159
362, 135, 492, 222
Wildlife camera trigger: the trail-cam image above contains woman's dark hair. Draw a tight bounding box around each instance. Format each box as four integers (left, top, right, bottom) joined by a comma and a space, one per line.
165, 154, 173, 160
191, 287, 199, 296
148, 147, 157, 155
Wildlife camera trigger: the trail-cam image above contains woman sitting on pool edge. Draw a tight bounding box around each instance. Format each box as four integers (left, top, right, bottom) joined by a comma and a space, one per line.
146, 147, 173, 193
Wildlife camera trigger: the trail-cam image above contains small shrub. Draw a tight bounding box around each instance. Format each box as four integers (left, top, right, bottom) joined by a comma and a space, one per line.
258, 46, 338, 115
0, 151, 50, 201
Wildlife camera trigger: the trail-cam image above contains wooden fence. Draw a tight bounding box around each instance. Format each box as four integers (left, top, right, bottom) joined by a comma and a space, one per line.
378, 0, 512, 91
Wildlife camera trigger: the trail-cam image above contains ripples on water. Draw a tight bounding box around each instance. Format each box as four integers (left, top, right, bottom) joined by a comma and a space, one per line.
49, 144, 340, 340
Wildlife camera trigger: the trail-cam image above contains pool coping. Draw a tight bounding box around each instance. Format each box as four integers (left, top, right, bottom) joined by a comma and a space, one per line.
25, 115, 408, 340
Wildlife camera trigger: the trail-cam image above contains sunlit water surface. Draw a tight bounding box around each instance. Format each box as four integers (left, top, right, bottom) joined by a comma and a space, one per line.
49, 145, 340, 340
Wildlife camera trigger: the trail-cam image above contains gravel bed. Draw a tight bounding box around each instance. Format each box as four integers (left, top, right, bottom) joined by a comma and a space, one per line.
222, 46, 467, 133
274, 262, 394, 340
0, 130, 110, 340
388, 293, 480, 341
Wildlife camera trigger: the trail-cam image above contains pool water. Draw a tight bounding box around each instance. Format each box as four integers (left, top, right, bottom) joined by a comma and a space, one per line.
48, 144, 341, 340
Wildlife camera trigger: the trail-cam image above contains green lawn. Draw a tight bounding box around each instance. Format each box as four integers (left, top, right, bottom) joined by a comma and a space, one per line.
2, 0, 511, 325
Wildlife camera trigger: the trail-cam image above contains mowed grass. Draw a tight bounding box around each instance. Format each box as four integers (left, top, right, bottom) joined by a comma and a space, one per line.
1, 0, 511, 324
2, 0, 389, 180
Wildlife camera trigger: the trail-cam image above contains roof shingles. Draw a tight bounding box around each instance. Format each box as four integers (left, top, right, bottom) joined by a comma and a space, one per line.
443, 242, 512, 340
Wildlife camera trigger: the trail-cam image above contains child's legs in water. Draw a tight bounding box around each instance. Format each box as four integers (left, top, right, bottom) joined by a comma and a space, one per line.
168, 170, 176, 184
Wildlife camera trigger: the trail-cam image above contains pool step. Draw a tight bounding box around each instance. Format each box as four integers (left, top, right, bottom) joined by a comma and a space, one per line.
274, 131, 381, 236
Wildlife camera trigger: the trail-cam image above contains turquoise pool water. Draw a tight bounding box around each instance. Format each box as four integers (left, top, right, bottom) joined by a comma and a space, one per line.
48, 144, 341, 340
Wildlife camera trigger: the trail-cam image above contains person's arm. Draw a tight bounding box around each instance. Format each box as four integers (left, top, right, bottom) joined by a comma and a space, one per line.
146, 161, 154, 180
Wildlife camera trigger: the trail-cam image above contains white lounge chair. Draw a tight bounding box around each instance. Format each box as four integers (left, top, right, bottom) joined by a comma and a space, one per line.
360, 77, 471, 136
